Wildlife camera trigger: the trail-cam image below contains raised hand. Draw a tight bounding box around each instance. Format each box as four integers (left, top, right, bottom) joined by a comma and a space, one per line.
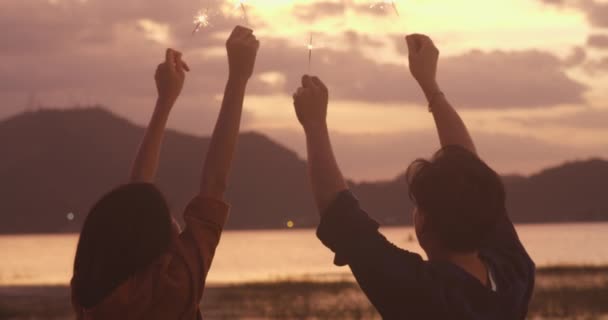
405, 34, 440, 100
406, 34, 477, 153
155, 48, 190, 106
226, 26, 260, 81
293, 75, 329, 131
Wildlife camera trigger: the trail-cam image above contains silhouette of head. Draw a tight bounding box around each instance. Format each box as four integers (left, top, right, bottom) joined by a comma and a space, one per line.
72, 183, 173, 308
406, 146, 504, 257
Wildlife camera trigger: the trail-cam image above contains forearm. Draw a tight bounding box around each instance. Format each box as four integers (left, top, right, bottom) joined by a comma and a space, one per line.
304, 124, 348, 213
422, 81, 477, 154
130, 99, 172, 182
200, 76, 248, 200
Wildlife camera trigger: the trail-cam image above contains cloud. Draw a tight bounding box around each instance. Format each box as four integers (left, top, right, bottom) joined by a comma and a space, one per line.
540, 0, 608, 28
292, 1, 347, 21
241, 36, 588, 109
0, 0, 591, 134
537, 107, 608, 129
563, 46, 588, 67
585, 56, 608, 73
588, 34, 608, 48
292, 0, 390, 22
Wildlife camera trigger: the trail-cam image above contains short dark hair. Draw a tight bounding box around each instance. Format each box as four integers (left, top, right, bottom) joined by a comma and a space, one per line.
406, 146, 505, 253
72, 183, 172, 308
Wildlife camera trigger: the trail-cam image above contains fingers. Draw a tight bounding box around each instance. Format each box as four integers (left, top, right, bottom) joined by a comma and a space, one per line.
229, 25, 254, 42
174, 51, 186, 73
175, 52, 191, 73
405, 34, 436, 54
165, 48, 190, 73
181, 60, 191, 72
301, 75, 327, 95
165, 48, 177, 72
293, 87, 306, 99
311, 76, 328, 93
227, 26, 259, 54
301, 75, 313, 88
243, 33, 260, 50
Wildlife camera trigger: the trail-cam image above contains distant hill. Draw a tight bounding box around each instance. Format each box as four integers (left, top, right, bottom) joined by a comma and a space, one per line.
1, 107, 607, 234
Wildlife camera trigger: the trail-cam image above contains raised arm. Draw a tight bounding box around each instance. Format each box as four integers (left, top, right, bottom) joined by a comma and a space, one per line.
130, 49, 189, 182
293, 75, 348, 213
199, 26, 259, 200
406, 34, 477, 154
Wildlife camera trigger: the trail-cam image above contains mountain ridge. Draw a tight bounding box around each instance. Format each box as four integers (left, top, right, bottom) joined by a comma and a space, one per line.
1, 107, 607, 234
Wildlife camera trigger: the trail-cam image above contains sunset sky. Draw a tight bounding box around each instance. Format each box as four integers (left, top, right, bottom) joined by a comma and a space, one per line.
2, 0, 608, 181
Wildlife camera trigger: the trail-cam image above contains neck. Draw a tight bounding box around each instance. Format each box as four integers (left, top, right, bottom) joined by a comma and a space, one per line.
428, 250, 488, 286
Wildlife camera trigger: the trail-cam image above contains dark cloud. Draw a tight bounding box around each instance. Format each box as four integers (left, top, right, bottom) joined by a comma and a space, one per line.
563, 46, 587, 67
438, 50, 587, 108
243, 36, 587, 109
588, 34, 608, 48
585, 56, 608, 73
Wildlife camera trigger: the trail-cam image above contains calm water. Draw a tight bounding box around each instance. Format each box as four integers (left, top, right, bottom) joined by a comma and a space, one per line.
1, 223, 608, 286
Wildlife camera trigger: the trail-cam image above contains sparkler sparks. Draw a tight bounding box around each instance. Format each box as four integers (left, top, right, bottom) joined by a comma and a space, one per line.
371, 0, 400, 16
192, 10, 211, 35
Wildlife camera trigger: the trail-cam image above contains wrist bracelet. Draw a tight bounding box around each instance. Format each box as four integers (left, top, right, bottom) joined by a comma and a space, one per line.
428, 91, 445, 113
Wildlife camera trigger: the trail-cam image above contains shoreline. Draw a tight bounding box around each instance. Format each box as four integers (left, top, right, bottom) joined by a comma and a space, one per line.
3, 220, 608, 236
1, 266, 607, 319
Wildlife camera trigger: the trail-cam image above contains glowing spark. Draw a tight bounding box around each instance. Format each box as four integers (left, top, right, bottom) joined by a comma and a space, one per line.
192, 10, 211, 35
371, 0, 400, 16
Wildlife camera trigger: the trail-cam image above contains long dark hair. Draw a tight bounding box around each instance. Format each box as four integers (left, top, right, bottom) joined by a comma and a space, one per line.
72, 183, 172, 308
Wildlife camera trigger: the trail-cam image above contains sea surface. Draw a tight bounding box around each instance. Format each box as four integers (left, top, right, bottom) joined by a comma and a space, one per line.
2, 223, 608, 286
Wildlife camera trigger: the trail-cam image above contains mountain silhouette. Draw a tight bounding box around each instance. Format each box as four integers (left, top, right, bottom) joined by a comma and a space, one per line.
1, 107, 606, 234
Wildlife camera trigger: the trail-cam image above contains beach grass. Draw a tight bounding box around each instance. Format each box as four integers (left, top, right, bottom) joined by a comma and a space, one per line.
1, 267, 607, 319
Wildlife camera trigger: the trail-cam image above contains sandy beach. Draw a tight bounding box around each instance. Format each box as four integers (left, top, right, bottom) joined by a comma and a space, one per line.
1, 266, 607, 319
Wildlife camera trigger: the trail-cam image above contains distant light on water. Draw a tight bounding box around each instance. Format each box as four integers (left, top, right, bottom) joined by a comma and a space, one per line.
66, 212, 75, 221
286, 220, 295, 228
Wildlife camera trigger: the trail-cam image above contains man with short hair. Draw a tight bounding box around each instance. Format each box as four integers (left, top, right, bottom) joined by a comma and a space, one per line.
291, 34, 535, 319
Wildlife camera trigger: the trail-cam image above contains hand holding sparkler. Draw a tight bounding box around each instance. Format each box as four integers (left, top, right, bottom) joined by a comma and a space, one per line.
155, 48, 190, 105
293, 75, 329, 131
226, 26, 260, 81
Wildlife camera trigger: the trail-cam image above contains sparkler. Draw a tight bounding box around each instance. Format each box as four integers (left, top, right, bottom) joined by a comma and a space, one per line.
371, 0, 400, 16
306, 34, 326, 73
236, 0, 250, 25
308, 33, 313, 72
192, 10, 211, 35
